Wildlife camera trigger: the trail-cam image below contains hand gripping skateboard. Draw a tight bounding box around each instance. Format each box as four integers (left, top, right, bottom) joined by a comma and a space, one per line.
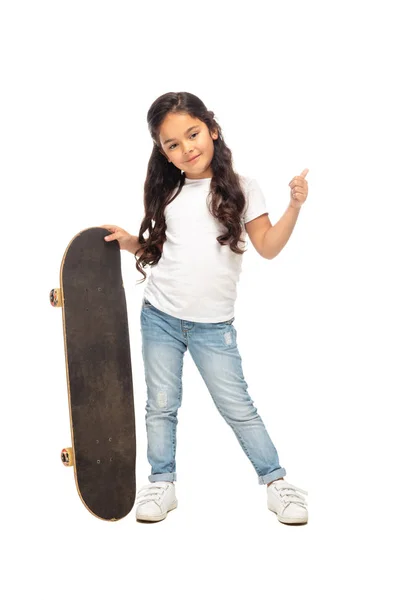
50, 227, 136, 521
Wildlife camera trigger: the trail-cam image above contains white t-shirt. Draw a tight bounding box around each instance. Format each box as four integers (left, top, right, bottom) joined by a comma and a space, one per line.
143, 174, 268, 322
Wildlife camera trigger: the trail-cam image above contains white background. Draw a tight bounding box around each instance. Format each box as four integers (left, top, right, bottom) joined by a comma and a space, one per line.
1, 1, 399, 598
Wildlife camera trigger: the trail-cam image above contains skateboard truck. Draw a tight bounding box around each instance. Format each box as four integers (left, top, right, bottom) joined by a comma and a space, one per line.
50, 288, 63, 307
61, 447, 74, 467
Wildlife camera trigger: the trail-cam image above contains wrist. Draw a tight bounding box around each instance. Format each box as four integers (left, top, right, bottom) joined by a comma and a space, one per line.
130, 235, 145, 257
128, 235, 139, 254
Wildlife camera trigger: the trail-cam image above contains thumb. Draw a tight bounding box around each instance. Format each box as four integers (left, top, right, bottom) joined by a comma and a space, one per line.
300, 168, 309, 179
101, 225, 117, 240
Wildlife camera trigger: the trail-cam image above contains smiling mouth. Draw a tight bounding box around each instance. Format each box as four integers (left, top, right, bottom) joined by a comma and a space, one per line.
187, 154, 200, 162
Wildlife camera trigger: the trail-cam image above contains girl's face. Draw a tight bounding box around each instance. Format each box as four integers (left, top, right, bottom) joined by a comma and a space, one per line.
159, 112, 218, 179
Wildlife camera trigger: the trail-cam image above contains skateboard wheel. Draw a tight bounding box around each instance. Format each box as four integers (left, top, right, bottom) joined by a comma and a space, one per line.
50, 288, 63, 307
61, 447, 74, 467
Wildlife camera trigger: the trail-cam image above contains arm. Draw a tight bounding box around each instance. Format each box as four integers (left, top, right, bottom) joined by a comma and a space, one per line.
102, 225, 161, 257
126, 235, 144, 257
127, 235, 163, 257
245, 204, 301, 260
261, 204, 301, 259
245, 169, 309, 259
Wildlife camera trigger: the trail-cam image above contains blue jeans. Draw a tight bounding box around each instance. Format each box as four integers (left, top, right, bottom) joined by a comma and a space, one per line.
140, 297, 286, 486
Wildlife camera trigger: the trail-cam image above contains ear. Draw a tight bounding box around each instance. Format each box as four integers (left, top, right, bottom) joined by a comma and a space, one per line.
211, 128, 218, 140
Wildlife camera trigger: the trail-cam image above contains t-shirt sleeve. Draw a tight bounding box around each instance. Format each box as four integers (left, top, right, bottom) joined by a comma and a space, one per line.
242, 178, 269, 224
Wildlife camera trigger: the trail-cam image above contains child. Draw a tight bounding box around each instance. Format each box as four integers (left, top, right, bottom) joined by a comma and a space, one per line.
103, 91, 308, 525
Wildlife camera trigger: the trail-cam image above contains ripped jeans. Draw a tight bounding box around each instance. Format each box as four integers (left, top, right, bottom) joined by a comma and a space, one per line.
140, 297, 286, 486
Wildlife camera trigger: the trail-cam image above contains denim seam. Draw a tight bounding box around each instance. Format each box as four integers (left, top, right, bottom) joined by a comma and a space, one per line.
211, 394, 263, 476
192, 361, 264, 477
170, 346, 184, 472
228, 419, 264, 476
186, 335, 263, 474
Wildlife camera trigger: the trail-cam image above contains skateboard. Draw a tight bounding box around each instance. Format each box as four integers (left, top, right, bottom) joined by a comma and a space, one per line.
50, 227, 136, 521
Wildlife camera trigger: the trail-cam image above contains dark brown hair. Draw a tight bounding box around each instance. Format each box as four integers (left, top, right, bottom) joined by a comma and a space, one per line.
134, 91, 247, 282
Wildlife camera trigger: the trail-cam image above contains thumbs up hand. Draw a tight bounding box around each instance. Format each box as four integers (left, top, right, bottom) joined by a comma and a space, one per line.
288, 168, 309, 209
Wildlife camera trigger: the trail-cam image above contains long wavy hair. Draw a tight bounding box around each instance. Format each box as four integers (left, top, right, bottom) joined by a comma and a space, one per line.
135, 91, 247, 282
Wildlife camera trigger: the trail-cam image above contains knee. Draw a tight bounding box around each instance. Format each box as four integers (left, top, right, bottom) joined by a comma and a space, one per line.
146, 389, 168, 411
146, 387, 181, 413
219, 398, 260, 424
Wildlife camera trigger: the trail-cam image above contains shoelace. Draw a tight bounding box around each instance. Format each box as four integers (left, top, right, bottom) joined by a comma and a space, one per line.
273, 482, 308, 509
136, 483, 170, 507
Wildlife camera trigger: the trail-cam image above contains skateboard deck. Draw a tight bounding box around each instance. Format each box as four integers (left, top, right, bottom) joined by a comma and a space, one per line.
51, 227, 136, 521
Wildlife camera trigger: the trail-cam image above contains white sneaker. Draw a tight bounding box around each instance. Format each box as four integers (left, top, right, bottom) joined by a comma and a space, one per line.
135, 482, 178, 522
267, 479, 308, 524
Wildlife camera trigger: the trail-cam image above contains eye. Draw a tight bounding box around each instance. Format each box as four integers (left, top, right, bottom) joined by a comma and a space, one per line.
169, 132, 198, 150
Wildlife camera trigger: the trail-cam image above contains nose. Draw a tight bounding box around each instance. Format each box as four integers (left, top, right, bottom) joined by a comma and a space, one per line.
183, 143, 195, 158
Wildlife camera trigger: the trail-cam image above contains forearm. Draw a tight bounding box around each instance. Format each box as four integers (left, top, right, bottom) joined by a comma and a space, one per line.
127, 235, 144, 257
261, 204, 301, 259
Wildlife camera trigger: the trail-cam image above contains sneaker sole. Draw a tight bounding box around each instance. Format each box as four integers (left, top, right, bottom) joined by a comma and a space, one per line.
268, 506, 308, 524
136, 500, 178, 523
